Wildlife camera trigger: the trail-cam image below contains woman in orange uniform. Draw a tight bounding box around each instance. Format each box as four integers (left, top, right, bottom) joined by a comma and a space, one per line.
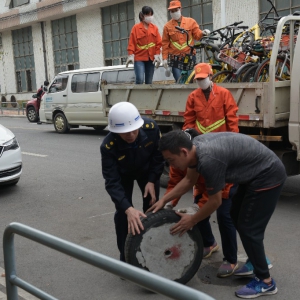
126, 6, 162, 84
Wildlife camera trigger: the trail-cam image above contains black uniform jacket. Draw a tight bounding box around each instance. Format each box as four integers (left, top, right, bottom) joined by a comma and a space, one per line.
100, 118, 164, 212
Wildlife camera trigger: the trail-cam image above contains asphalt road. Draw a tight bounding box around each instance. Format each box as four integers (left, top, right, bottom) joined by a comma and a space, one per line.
0, 117, 299, 300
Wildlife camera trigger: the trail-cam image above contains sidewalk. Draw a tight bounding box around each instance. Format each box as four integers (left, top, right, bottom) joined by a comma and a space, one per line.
0, 109, 26, 117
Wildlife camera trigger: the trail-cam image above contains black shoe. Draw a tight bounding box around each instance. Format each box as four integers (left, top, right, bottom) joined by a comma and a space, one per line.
37, 121, 42, 125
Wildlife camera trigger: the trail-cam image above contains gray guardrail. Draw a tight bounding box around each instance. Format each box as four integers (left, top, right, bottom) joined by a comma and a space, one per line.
3, 222, 215, 300
0, 102, 26, 115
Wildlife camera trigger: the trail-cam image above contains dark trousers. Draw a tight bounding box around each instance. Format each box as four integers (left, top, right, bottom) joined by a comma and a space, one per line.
114, 176, 160, 262
230, 183, 284, 279
195, 185, 238, 264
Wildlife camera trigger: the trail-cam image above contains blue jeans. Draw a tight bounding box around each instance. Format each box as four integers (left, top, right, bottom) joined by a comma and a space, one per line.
134, 60, 154, 84
172, 67, 182, 82
195, 185, 238, 264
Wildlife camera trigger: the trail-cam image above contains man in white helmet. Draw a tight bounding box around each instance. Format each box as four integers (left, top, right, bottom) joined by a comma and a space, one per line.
100, 102, 164, 262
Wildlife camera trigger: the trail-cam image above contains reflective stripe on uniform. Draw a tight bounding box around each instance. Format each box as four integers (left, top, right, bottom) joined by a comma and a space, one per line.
137, 42, 156, 50
196, 117, 226, 134
170, 37, 193, 51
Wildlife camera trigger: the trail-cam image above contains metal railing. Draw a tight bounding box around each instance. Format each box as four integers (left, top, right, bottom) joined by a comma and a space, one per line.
0, 102, 26, 115
3, 222, 215, 300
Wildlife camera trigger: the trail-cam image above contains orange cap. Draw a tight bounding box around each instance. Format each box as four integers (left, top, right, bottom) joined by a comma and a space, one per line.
168, 1, 181, 10
194, 63, 213, 79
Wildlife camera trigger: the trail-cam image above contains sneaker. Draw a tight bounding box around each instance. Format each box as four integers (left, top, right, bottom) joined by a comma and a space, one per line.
203, 241, 219, 258
217, 260, 239, 277
235, 257, 273, 276
235, 277, 278, 298
36, 121, 42, 125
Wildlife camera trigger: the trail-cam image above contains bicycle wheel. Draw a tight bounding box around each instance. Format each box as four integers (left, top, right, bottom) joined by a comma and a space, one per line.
212, 70, 233, 83
242, 64, 259, 82
233, 63, 257, 82
254, 56, 290, 82
234, 32, 255, 50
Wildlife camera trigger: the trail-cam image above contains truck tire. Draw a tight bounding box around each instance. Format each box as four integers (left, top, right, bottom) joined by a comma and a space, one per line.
26, 107, 38, 122
53, 112, 70, 133
125, 210, 203, 284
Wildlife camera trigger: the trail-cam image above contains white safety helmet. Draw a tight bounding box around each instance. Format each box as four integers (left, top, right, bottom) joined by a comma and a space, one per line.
108, 102, 144, 133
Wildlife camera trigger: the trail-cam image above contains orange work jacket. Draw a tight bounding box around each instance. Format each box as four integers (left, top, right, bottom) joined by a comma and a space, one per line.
162, 16, 203, 60
127, 22, 162, 61
183, 84, 239, 199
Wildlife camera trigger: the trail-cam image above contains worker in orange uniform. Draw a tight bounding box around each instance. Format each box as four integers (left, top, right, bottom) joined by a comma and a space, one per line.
126, 6, 162, 84
165, 63, 240, 278
162, 1, 210, 82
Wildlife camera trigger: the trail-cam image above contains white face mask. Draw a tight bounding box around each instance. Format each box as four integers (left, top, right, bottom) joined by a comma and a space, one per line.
197, 77, 211, 90
144, 16, 154, 24
170, 10, 181, 21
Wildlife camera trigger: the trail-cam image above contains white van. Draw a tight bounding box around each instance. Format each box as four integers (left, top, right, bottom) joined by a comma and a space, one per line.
39, 65, 174, 133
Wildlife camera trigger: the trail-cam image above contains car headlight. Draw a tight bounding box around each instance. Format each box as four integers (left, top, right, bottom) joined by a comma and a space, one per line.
3, 137, 19, 152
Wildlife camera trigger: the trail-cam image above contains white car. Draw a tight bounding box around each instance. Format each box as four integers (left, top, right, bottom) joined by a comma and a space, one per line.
0, 124, 22, 186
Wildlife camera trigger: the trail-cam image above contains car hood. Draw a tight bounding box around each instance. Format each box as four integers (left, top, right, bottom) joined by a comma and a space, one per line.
0, 124, 15, 145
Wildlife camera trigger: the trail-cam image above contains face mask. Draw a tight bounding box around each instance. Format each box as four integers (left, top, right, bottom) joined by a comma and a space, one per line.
170, 10, 181, 21
197, 77, 211, 90
144, 16, 154, 24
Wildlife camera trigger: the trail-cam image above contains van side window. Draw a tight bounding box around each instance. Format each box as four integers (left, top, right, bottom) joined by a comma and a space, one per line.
101, 71, 118, 84
71, 72, 100, 93
118, 70, 135, 83
49, 76, 69, 93
86, 73, 100, 92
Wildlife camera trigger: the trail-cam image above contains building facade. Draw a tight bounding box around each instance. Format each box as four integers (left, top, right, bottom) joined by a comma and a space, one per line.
0, 0, 299, 102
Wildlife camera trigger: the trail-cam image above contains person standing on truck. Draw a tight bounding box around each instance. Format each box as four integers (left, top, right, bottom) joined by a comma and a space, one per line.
148, 130, 286, 299
162, 1, 210, 82
36, 80, 49, 124
100, 102, 164, 262
126, 6, 162, 84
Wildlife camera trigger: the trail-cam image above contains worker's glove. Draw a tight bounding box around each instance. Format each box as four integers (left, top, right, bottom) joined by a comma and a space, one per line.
202, 29, 211, 36
163, 59, 168, 70
177, 203, 199, 215
153, 54, 161, 69
125, 54, 134, 67
164, 201, 174, 210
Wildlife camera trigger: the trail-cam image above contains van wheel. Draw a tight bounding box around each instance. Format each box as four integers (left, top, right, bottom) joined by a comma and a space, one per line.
125, 210, 203, 284
93, 126, 106, 132
27, 107, 38, 122
54, 113, 70, 133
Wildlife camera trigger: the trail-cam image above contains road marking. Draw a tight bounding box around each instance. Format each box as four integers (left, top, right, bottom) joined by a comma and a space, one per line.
22, 152, 48, 158
0, 267, 39, 300
89, 212, 114, 218
4, 127, 45, 131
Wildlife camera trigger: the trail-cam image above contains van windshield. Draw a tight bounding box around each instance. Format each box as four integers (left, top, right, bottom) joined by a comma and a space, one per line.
49, 75, 69, 93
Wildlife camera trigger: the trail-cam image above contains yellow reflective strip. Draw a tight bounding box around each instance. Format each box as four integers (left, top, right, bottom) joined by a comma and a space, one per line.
196, 118, 226, 134
137, 42, 156, 50
170, 38, 193, 50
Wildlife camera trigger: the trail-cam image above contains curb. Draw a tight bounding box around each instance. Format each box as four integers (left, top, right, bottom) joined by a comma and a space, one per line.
0, 115, 26, 118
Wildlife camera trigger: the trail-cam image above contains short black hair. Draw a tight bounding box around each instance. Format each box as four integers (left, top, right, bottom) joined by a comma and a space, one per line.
44, 81, 49, 86
139, 6, 154, 21
159, 130, 193, 155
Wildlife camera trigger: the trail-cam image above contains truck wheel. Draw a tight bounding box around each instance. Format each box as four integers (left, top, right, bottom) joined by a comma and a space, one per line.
26, 107, 38, 122
93, 126, 106, 132
125, 210, 203, 284
54, 112, 70, 133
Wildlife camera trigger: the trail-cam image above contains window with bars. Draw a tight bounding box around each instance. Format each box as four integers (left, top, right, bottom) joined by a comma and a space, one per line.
167, 0, 213, 32
102, 0, 135, 66
8, 0, 29, 8
12, 26, 36, 92
52, 15, 80, 75
260, 0, 300, 21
